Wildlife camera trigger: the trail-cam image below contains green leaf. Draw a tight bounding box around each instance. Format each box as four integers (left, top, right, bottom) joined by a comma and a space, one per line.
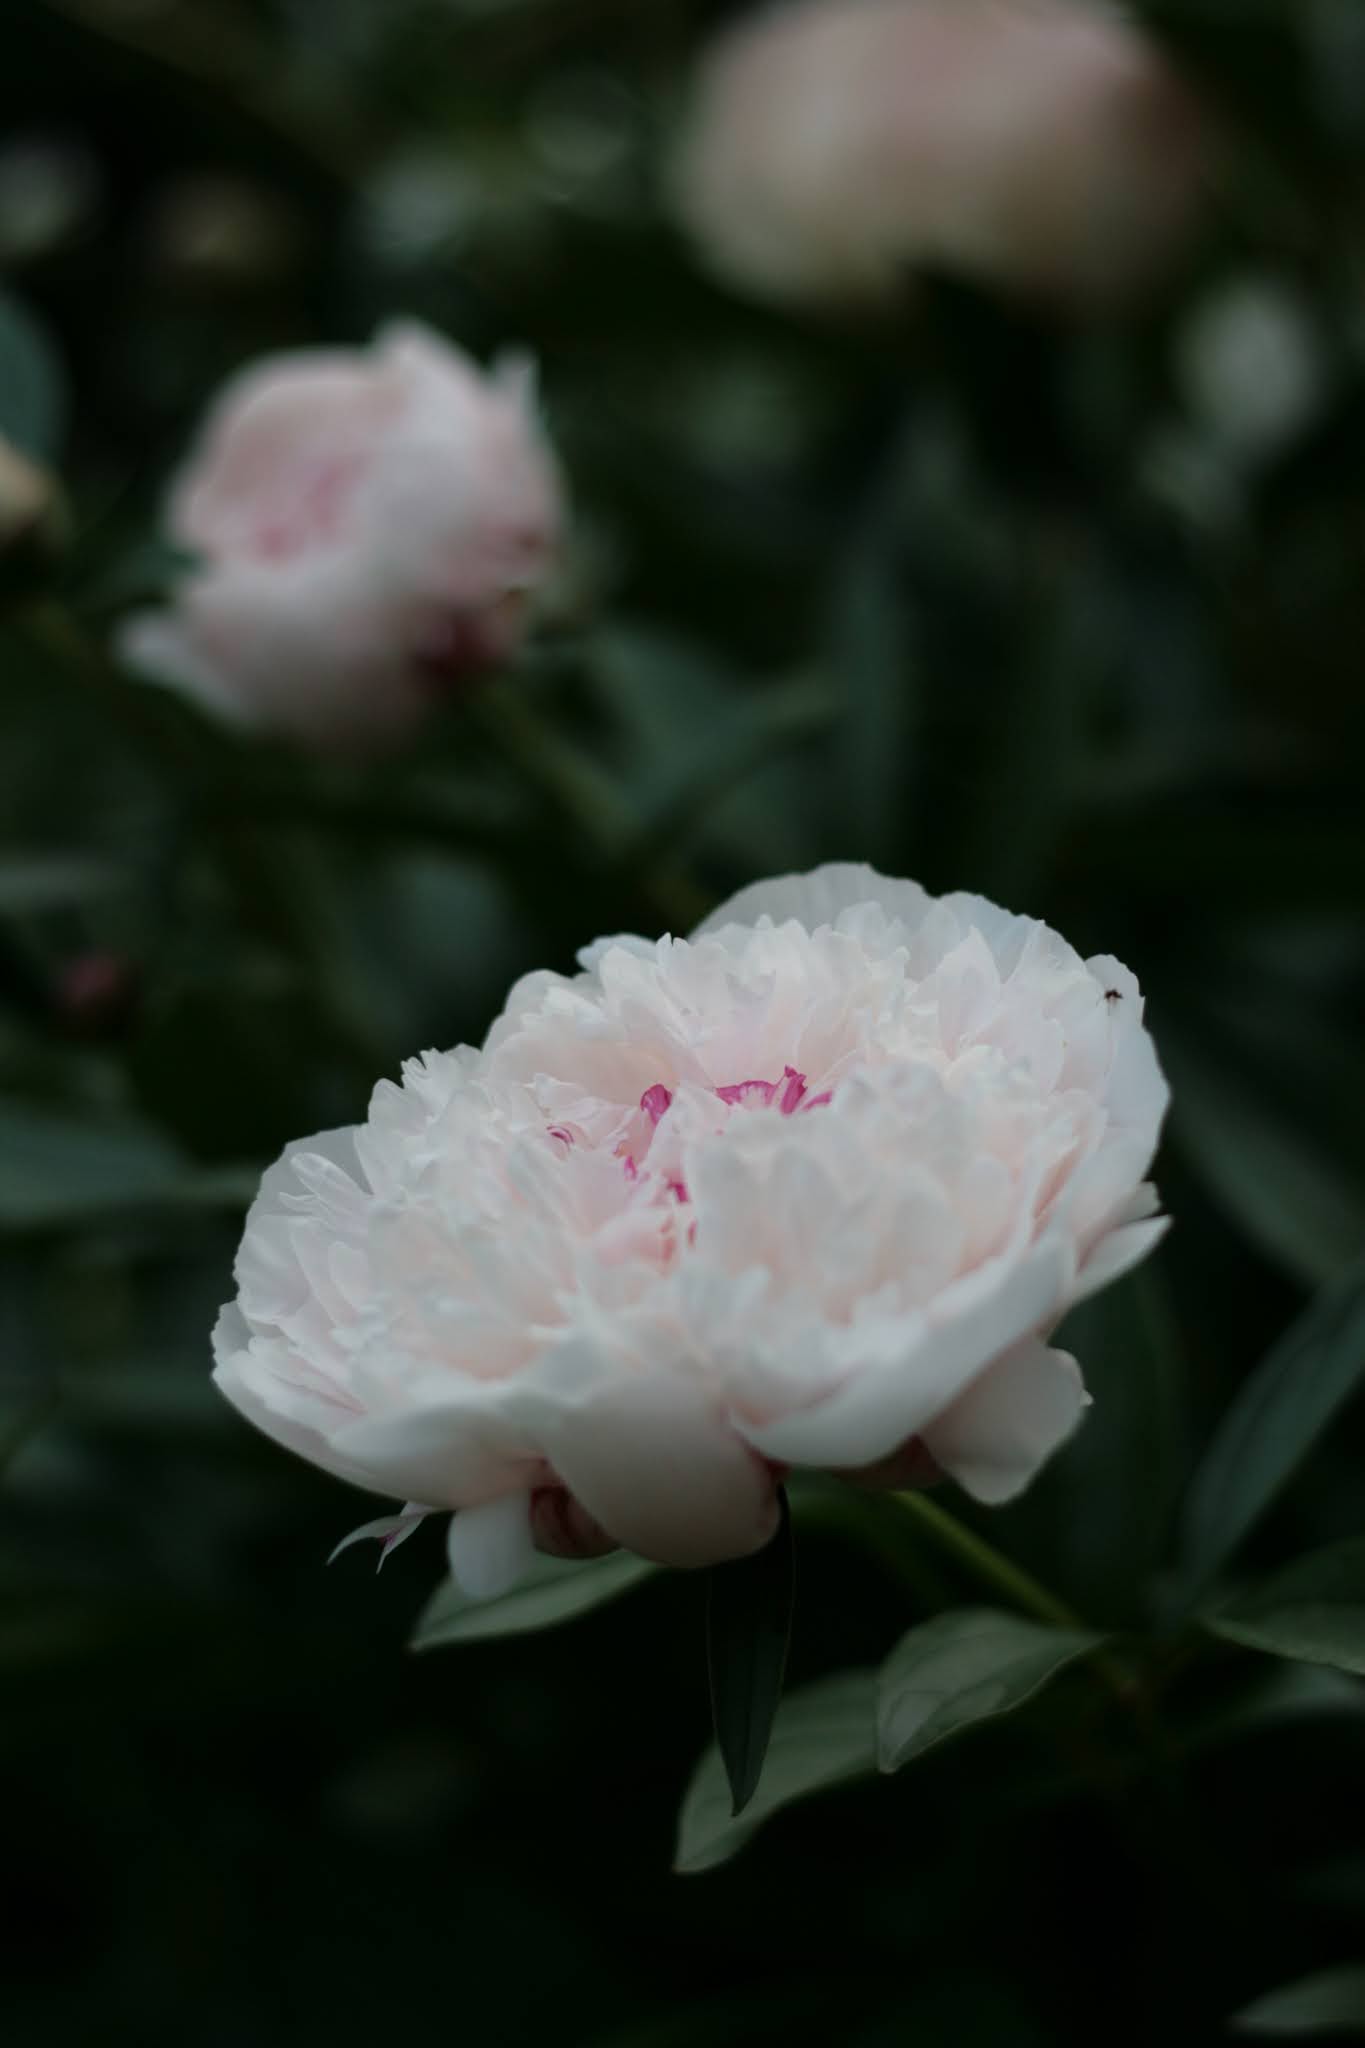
1209, 1536, 1365, 1678
876, 1607, 1102, 1772
674, 1669, 876, 1874
0, 1386, 58, 1477
410, 1549, 655, 1650
1186, 991, 1365, 1198
1180, 1260, 1365, 1597
69, 537, 200, 620
0, 852, 123, 915
994, 1265, 1189, 1624
587, 623, 828, 878
0, 1099, 187, 1229
1164, 1034, 1365, 1288
1176, 1658, 1365, 1758
825, 455, 918, 865
1232, 1967, 1365, 2036
619, 679, 836, 875
0, 289, 66, 461
1064, 805, 1365, 915
706, 1488, 794, 1817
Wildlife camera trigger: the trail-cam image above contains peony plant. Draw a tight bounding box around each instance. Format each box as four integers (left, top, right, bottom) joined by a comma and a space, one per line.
212, 861, 1170, 1809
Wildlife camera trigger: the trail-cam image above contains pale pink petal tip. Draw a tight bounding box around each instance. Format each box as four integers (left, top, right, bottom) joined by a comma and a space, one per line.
328, 1504, 428, 1571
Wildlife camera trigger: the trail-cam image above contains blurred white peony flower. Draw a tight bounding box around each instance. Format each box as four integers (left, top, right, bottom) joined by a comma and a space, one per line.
214, 864, 1169, 1593
671, 0, 1214, 313
120, 321, 561, 747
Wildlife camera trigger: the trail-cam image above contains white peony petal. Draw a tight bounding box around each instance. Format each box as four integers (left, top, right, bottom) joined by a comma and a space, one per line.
376, 317, 486, 392
328, 1395, 543, 1509
694, 862, 931, 940
446, 1493, 537, 1598
536, 1363, 780, 1569
920, 1339, 1088, 1504
165, 349, 385, 552
1060, 1128, 1162, 1243
118, 607, 252, 724
1072, 1214, 1170, 1303
739, 1239, 1074, 1472
211, 1304, 381, 1484
575, 932, 660, 976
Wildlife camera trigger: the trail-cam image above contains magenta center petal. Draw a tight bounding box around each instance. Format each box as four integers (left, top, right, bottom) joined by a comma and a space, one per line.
715, 1065, 810, 1113
777, 1066, 809, 1114
549, 1068, 831, 1223
640, 1083, 673, 1124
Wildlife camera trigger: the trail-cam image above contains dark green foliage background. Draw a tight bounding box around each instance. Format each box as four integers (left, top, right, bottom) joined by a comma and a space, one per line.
3, 1, 1365, 2041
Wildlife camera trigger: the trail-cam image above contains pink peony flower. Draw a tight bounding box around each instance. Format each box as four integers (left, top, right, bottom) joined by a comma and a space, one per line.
213, 864, 1169, 1593
120, 321, 561, 747
672, 0, 1215, 312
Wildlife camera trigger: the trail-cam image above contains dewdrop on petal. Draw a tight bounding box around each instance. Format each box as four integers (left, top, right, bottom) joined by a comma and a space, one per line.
213, 865, 1169, 1596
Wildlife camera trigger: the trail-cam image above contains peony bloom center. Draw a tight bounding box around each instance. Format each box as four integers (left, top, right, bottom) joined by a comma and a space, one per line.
212, 864, 1171, 1593
550, 1067, 833, 1234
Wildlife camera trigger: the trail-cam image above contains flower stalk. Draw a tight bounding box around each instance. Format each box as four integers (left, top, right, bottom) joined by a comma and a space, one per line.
890, 1489, 1087, 1633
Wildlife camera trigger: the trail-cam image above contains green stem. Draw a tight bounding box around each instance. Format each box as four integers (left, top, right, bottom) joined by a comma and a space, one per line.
889, 1489, 1087, 1632
219, 781, 513, 861
889, 1491, 1146, 1714
239, 826, 393, 1082
17, 597, 215, 784
471, 685, 709, 932
0, 1388, 60, 1482
18, 601, 388, 1080
472, 685, 636, 847
616, 684, 837, 877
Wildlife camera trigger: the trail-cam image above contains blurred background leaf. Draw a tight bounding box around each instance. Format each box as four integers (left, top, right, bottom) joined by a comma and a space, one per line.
1233, 1966, 1365, 2037
4, 1, 1365, 2043
0, 286, 66, 460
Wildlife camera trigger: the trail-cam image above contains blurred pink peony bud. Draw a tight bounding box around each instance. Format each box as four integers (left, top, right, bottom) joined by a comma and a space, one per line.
672, 0, 1216, 314
119, 322, 563, 748
54, 950, 140, 1038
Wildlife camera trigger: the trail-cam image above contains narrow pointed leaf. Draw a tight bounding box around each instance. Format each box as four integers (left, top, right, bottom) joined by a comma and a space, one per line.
1001, 1266, 1189, 1622
0, 854, 122, 913
826, 457, 918, 866
1233, 1967, 1365, 2036
411, 1549, 654, 1649
877, 1607, 1102, 1772
1176, 1660, 1365, 1758
1165, 1034, 1365, 1288
1180, 1259, 1365, 1597
0, 287, 66, 460
675, 1669, 876, 1874
0, 1100, 198, 1228
0, 1100, 255, 1231
1208, 1536, 1365, 1677
706, 1489, 794, 1817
